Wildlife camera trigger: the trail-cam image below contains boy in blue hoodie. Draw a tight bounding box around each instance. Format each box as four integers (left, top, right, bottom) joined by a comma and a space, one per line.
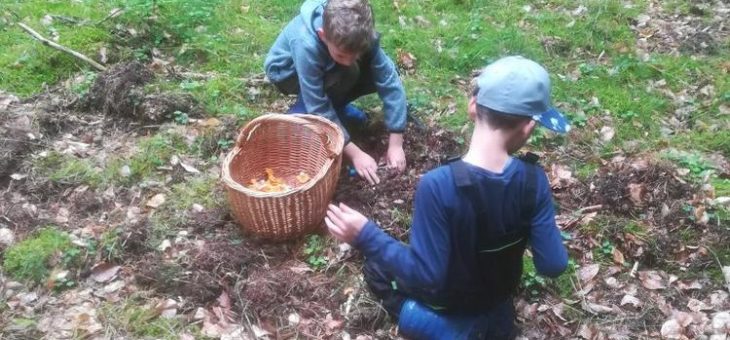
265, 0, 407, 185
325, 56, 570, 339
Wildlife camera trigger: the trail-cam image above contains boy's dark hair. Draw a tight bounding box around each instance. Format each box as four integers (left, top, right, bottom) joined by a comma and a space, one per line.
323, 0, 376, 54
473, 86, 531, 130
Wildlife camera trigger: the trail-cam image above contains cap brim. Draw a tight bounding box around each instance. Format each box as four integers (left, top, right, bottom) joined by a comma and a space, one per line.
532, 108, 571, 134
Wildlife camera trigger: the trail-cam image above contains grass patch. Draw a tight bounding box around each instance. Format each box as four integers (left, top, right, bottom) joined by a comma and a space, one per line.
33, 130, 192, 189
522, 256, 576, 298
706, 246, 730, 285
303, 234, 328, 270
141, 178, 207, 250
3, 228, 75, 284
168, 176, 222, 211
96, 227, 124, 262
144, 175, 222, 249
127, 132, 189, 181
1, 2, 116, 96
390, 207, 413, 228
575, 162, 599, 181
98, 294, 197, 339
34, 151, 106, 187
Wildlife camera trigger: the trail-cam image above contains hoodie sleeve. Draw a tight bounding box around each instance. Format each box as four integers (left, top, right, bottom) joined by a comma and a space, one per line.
529, 171, 569, 278
291, 39, 351, 143
369, 48, 407, 134
353, 172, 451, 290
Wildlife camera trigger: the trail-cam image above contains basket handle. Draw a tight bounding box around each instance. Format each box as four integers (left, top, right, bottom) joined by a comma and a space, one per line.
294, 115, 341, 158
236, 114, 309, 146
236, 114, 339, 158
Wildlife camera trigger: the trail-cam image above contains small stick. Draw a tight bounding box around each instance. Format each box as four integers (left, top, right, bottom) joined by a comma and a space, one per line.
17, 22, 107, 72
96, 8, 125, 26
576, 204, 602, 215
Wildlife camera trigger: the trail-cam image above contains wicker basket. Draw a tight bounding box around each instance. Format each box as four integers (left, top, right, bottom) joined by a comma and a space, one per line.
221, 114, 345, 240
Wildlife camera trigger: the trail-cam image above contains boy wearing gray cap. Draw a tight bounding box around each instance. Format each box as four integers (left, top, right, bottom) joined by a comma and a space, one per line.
325, 56, 570, 339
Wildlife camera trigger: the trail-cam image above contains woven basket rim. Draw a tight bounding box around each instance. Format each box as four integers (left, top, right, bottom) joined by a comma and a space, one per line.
221, 113, 344, 198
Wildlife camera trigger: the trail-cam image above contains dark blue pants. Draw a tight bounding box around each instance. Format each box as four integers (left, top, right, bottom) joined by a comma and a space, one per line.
362, 258, 518, 339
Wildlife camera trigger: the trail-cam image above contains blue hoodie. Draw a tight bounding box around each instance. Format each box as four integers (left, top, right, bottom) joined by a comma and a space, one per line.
355, 159, 568, 301
264, 0, 407, 142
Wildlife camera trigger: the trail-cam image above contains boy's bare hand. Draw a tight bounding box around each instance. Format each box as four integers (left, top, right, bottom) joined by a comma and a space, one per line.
386, 144, 406, 172
344, 143, 380, 185
352, 152, 380, 185
385, 133, 406, 173
325, 203, 368, 244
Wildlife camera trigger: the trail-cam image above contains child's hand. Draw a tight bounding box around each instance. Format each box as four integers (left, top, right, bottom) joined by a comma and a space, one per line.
385, 144, 406, 173
344, 143, 380, 185
325, 203, 368, 245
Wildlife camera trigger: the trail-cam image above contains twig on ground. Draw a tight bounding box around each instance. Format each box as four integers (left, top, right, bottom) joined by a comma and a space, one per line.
49, 15, 82, 26
17, 23, 107, 72
96, 8, 125, 26
576, 205, 602, 215
172, 69, 270, 86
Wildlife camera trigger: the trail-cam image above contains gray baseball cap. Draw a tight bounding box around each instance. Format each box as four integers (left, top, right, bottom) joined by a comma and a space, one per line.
475, 56, 570, 133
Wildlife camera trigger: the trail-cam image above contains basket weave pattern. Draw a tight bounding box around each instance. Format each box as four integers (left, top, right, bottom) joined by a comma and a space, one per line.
222, 114, 344, 240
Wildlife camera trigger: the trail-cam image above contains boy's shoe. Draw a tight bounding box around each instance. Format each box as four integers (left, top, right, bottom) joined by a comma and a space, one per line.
287, 95, 306, 114
338, 104, 368, 124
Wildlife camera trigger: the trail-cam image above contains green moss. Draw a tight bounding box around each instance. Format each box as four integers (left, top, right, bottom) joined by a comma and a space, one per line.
36, 152, 103, 186
127, 132, 188, 181
706, 246, 730, 285
3, 228, 73, 284
551, 259, 577, 298
98, 295, 198, 339
168, 176, 222, 211
0, 1, 116, 96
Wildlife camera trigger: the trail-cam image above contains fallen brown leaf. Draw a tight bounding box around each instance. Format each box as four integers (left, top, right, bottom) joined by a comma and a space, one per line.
102, 280, 125, 294
612, 248, 625, 265
627, 183, 645, 205
180, 161, 200, 174
604, 276, 622, 289
710, 291, 729, 309
0, 92, 19, 110
251, 324, 271, 338
600, 126, 615, 142
620, 294, 642, 308
579, 264, 600, 284
55, 207, 70, 224
686, 298, 711, 312
324, 314, 344, 331
582, 301, 614, 314
154, 298, 178, 319
198, 117, 221, 128
660, 319, 684, 339
90, 263, 121, 283
146, 193, 166, 208
549, 164, 574, 189
217, 291, 232, 309
0, 227, 16, 248
397, 49, 417, 72
289, 264, 314, 274
630, 159, 649, 171
694, 205, 709, 225
550, 303, 566, 321
712, 312, 730, 334
639, 270, 666, 290
676, 280, 702, 291
577, 323, 598, 339
287, 313, 300, 325
672, 311, 694, 328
